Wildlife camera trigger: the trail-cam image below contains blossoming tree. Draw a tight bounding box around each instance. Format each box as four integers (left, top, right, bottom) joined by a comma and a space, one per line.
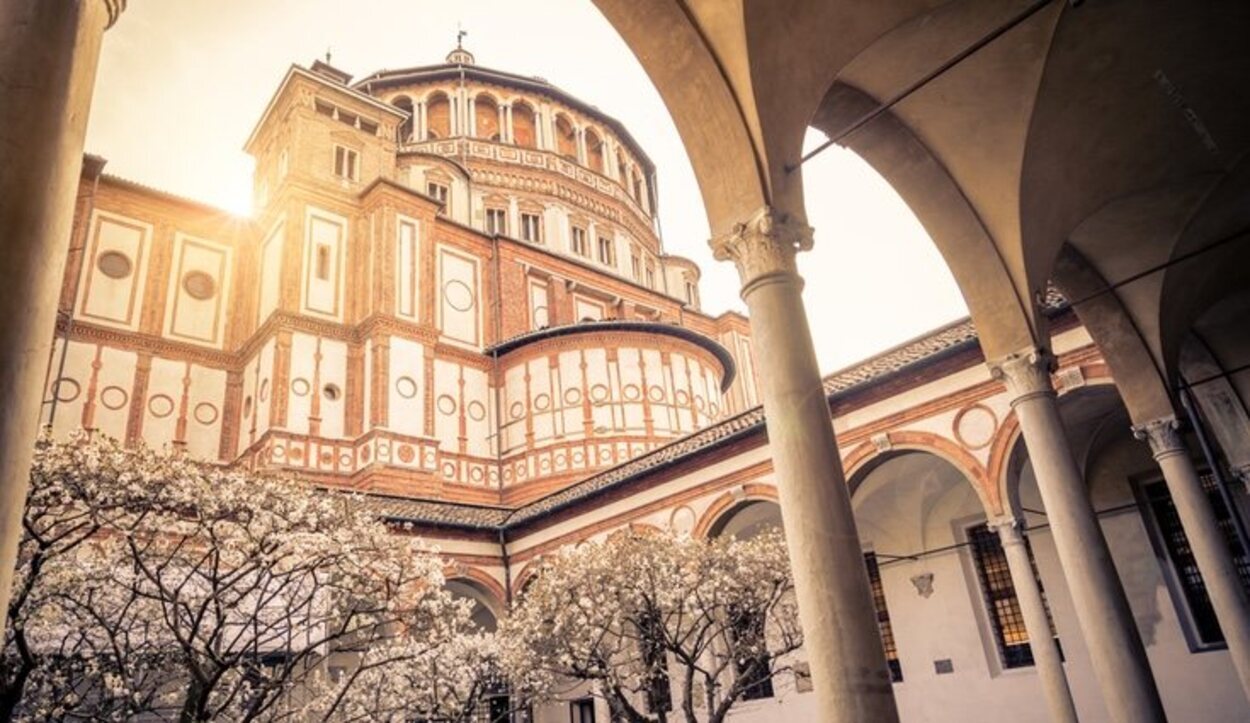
501, 530, 804, 723
0, 435, 466, 722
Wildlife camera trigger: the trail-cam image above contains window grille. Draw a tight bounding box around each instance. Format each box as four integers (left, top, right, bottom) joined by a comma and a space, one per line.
864, 552, 903, 682
967, 523, 1058, 669
1141, 474, 1250, 647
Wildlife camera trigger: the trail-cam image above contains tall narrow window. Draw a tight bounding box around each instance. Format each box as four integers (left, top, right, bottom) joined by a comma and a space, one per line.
685, 280, 697, 306
644, 262, 656, 290
485, 207, 508, 236
570, 698, 596, 723
864, 552, 903, 682
314, 244, 331, 281
630, 250, 641, 281
571, 226, 589, 257
520, 213, 542, 244
333, 146, 358, 180
967, 523, 1058, 669
597, 236, 615, 266
1139, 474, 1250, 648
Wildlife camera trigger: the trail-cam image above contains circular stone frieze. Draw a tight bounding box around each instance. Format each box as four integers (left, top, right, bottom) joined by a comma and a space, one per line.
147, 394, 175, 418
510, 401, 525, 419
953, 404, 998, 450
99, 385, 128, 410
674, 390, 690, 405
533, 393, 551, 411
181, 270, 217, 301
648, 385, 665, 402
437, 394, 458, 415
590, 384, 610, 403
53, 378, 82, 404
96, 250, 133, 280
467, 400, 487, 421
193, 402, 219, 426
694, 395, 706, 411
443, 279, 475, 312
395, 376, 418, 399
291, 378, 310, 397
563, 388, 582, 405
622, 384, 641, 401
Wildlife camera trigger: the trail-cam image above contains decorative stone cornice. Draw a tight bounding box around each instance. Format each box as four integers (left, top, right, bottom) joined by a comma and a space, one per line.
101, 0, 127, 28
708, 206, 814, 290
1133, 415, 1185, 459
988, 348, 1056, 406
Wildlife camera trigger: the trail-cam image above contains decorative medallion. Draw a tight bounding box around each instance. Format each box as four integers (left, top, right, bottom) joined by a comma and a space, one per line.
53, 378, 82, 404
181, 270, 217, 301
648, 385, 665, 402
443, 279, 475, 312
467, 401, 487, 421
437, 395, 457, 415
563, 388, 582, 405
147, 394, 175, 418
258, 379, 270, 402
99, 384, 127, 410
291, 378, 310, 396
395, 376, 418, 399
622, 384, 641, 401
398, 445, 415, 463
510, 401, 525, 419
96, 250, 133, 279
952, 404, 998, 451
322, 384, 341, 402
193, 402, 219, 426
590, 384, 610, 403
533, 393, 551, 411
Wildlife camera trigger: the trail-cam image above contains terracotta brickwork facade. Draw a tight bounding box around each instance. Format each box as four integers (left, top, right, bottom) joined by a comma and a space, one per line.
43, 47, 760, 507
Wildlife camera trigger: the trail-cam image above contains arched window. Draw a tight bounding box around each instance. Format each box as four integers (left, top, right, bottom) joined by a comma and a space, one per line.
584, 128, 605, 174
555, 114, 577, 160
474, 93, 500, 141
512, 101, 537, 148
391, 95, 414, 142
426, 92, 450, 140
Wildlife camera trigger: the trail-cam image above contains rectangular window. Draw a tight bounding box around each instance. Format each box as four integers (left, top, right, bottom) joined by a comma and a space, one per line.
631, 251, 641, 281
571, 225, 589, 257
427, 182, 449, 205
486, 207, 508, 236
685, 281, 697, 306
333, 146, 358, 181
520, 212, 543, 244
864, 552, 903, 682
570, 698, 595, 723
644, 262, 656, 290
1139, 474, 1250, 648
597, 236, 615, 266
967, 523, 1058, 669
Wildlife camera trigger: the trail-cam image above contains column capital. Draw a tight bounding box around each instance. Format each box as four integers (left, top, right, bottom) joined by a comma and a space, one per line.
988, 348, 1056, 406
708, 206, 813, 291
101, 0, 128, 28
1132, 415, 1185, 459
987, 515, 1027, 544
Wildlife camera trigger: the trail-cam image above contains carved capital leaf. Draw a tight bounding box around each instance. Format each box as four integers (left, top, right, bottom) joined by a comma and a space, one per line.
1133, 416, 1184, 457
708, 206, 814, 287
988, 349, 1056, 404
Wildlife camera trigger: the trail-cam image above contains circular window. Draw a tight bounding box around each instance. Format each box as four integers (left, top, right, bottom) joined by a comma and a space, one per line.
148, 394, 175, 418
193, 402, 219, 426
322, 384, 341, 402
99, 385, 128, 410
96, 251, 133, 279
443, 280, 475, 312
182, 271, 217, 300
53, 378, 81, 403
395, 376, 418, 399
291, 378, 310, 396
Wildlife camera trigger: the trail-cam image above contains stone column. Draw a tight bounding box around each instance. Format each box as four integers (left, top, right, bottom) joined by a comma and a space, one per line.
0, 0, 125, 634
710, 207, 899, 722
990, 517, 1079, 723
1135, 416, 1250, 701
990, 350, 1165, 723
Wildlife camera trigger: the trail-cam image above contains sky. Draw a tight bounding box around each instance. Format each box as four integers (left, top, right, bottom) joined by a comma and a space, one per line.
84, 0, 969, 374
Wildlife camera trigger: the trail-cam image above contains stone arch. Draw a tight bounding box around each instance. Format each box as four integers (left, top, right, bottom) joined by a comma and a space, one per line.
390, 94, 414, 142
512, 100, 537, 148
692, 483, 779, 539
554, 112, 577, 160
425, 91, 451, 139
445, 566, 507, 632
473, 92, 501, 141
844, 430, 995, 518
584, 126, 605, 174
